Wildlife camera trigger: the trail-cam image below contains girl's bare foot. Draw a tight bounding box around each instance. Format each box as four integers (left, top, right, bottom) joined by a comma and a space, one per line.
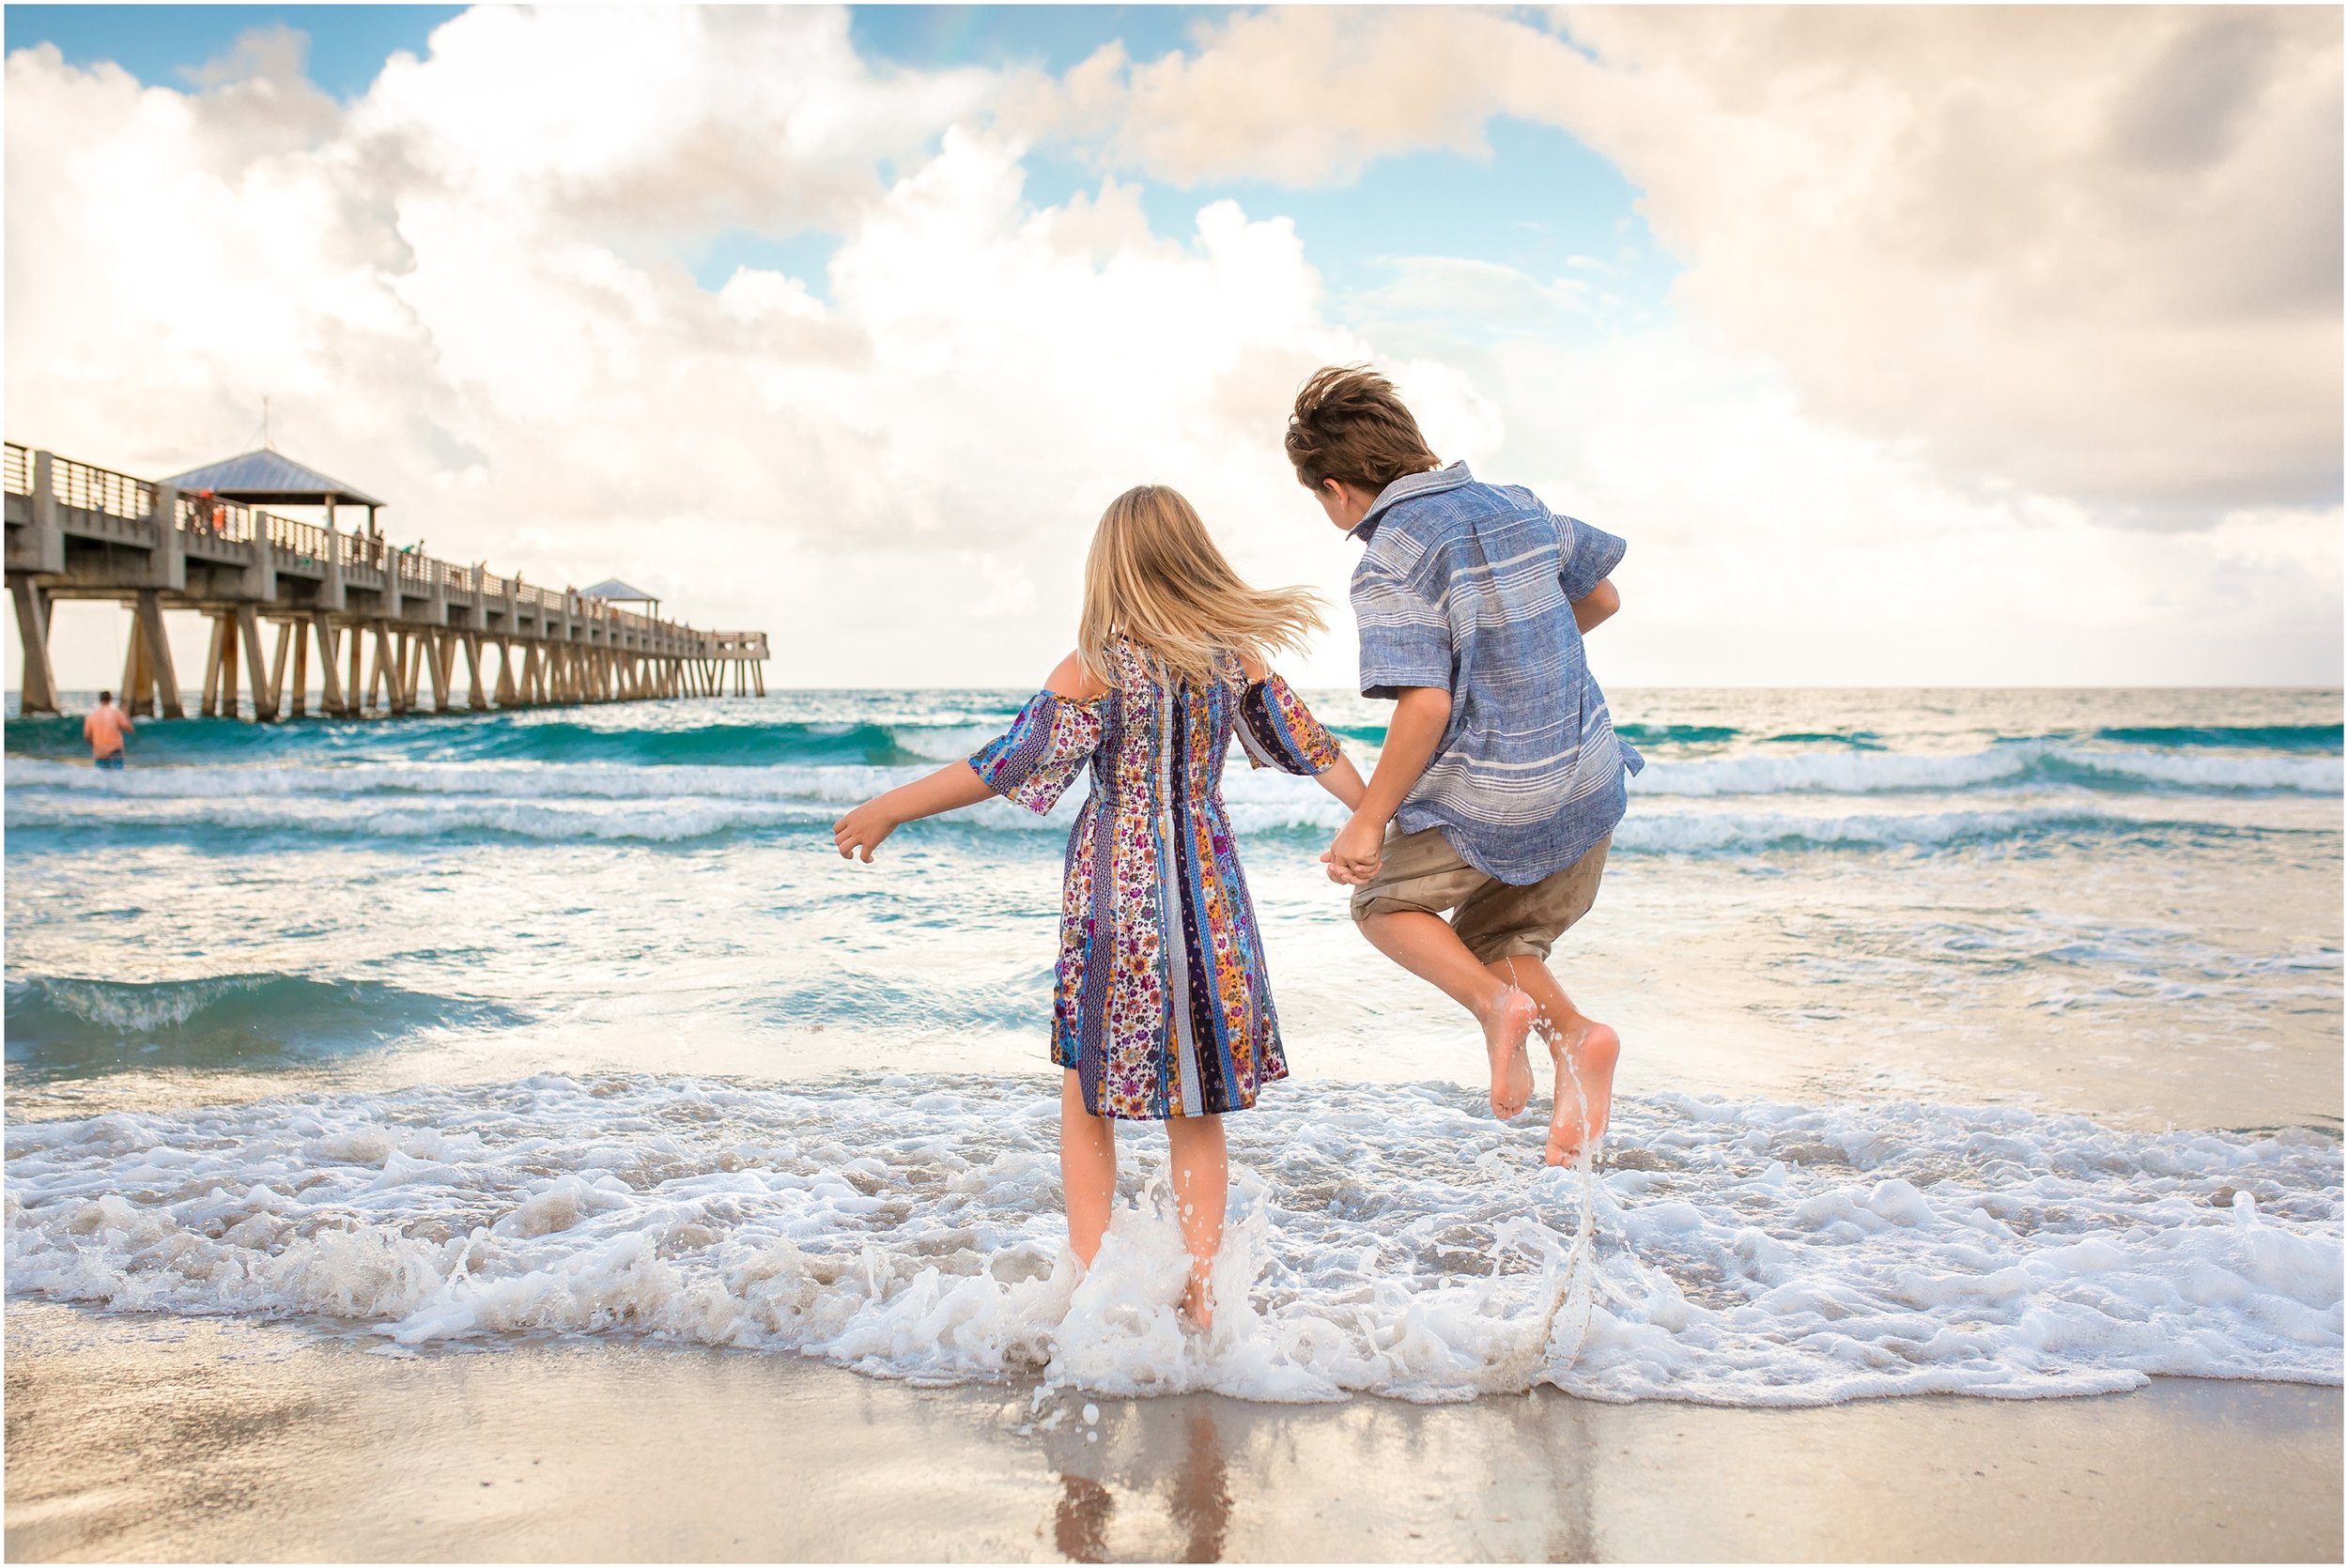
1479, 986, 1539, 1118
1545, 1020, 1619, 1164
1179, 1270, 1214, 1331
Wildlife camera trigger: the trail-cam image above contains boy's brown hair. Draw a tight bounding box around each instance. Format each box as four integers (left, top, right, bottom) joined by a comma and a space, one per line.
1284, 364, 1442, 494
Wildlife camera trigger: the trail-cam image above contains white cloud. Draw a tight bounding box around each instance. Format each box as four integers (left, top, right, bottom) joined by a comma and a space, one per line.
1486, 329, 2342, 685
5, 7, 2339, 696
3, 16, 1366, 689
1031, 6, 2343, 519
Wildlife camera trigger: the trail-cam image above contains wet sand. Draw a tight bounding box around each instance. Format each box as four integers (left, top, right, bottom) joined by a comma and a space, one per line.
5, 1300, 2337, 1563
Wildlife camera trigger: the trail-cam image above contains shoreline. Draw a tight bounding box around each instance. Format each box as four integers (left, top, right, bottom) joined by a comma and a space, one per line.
7, 1300, 2340, 1563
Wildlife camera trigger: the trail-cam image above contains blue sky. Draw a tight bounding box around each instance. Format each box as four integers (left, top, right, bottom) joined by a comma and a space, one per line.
6, 4, 1676, 324
849, 4, 1234, 73
4, 4, 463, 97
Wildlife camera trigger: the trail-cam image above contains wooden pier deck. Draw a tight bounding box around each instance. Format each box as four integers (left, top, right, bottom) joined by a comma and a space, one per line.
3, 443, 769, 719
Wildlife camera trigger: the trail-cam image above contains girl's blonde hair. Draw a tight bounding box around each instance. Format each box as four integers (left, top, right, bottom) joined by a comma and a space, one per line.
1078, 484, 1325, 688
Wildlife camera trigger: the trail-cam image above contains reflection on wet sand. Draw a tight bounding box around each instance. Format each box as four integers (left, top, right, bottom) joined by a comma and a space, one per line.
1036, 1377, 1601, 1562
1055, 1404, 1234, 1562
1167, 1407, 1233, 1562
1047, 1399, 1234, 1561
7, 1303, 2338, 1564
1053, 1474, 1114, 1563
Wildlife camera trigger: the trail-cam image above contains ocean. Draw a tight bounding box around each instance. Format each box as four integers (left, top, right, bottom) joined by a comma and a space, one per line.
5, 685, 2341, 1407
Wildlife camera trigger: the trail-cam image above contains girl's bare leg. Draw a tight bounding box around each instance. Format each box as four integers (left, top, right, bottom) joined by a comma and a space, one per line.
1359, 909, 1539, 1117
1164, 1113, 1228, 1329
1060, 1069, 1117, 1266
1488, 956, 1619, 1164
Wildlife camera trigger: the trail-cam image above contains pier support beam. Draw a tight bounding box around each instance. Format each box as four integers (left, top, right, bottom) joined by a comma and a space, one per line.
372, 625, 399, 715
425, 631, 452, 714
403, 633, 426, 712
11, 578, 58, 715
312, 616, 345, 716
208, 611, 240, 719
118, 607, 150, 716
237, 605, 276, 722
290, 619, 309, 717
267, 620, 292, 720
200, 616, 224, 716
118, 594, 175, 717
463, 633, 487, 712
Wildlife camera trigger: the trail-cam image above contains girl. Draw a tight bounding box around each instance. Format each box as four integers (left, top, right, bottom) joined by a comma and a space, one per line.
832, 484, 1365, 1328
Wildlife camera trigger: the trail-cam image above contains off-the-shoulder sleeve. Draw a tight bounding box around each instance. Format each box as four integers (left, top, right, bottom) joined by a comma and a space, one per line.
968, 691, 1104, 814
1235, 674, 1342, 776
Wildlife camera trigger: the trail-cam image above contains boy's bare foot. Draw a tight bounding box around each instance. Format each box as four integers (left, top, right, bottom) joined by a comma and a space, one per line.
1545, 1020, 1619, 1164
1479, 987, 1539, 1118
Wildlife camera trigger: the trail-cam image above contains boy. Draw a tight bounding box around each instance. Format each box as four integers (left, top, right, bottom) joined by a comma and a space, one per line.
1286, 365, 1639, 1163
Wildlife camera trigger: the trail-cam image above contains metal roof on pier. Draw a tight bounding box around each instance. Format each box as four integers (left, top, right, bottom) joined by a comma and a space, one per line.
159, 449, 385, 508
580, 578, 658, 602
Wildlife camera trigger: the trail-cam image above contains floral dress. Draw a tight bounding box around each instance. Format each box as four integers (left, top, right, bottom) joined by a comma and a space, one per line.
968, 638, 1343, 1121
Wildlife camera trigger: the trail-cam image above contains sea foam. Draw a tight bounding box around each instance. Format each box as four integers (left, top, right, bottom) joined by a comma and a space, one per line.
7, 1074, 2337, 1406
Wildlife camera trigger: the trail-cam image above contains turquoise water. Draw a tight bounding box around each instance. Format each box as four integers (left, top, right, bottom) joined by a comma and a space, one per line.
5, 687, 2341, 1403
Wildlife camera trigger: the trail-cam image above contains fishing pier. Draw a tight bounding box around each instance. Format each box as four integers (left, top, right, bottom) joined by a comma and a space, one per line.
4, 442, 769, 719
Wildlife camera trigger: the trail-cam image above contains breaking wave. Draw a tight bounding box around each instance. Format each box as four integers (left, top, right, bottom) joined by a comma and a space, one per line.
4, 975, 522, 1079
6, 1074, 2337, 1406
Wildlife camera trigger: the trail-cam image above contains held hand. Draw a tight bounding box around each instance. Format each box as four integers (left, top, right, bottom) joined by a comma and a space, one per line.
1321, 811, 1387, 885
832, 800, 900, 863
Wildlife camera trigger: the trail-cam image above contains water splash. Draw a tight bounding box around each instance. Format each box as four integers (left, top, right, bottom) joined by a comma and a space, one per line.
8, 1073, 2336, 1406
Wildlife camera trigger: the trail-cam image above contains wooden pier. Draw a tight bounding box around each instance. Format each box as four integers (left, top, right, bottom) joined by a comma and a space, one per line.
3, 442, 769, 719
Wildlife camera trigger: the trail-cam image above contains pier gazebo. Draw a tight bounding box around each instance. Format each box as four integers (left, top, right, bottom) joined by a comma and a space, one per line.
581, 577, 661, 619
160, 449, 387, 537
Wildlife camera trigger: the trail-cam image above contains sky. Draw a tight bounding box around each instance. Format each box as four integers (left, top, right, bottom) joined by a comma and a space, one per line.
5, 4, 2340, 691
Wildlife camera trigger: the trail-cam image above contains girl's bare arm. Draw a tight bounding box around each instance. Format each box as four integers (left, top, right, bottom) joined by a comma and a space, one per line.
1316, 751, 1367, 811
832, 761, 996, 861
833, 653, 1103, 862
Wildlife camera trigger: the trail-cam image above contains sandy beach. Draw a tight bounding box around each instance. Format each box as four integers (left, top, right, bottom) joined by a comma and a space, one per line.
6, 1300, 2338, 1563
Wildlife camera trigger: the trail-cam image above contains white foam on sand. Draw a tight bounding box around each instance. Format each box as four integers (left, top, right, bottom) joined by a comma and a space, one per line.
7, 1075, 2338, 1406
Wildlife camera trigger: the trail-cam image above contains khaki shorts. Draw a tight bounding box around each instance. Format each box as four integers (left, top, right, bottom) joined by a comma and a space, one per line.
1349, 827, 1611, 965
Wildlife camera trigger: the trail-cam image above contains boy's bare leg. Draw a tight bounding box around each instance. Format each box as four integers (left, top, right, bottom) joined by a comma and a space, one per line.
1060, 1069, 1117, 1266
1164, 1114, 1228, 1330
1490, 956, 1619, 1164
1359, 909, 1539, 1117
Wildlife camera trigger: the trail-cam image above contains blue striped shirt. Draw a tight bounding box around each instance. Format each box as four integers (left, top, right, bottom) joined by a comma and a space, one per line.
1351, 462, 1642, 884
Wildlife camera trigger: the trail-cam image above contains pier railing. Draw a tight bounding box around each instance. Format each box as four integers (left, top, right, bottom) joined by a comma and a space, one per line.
54, 452, 154, 526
